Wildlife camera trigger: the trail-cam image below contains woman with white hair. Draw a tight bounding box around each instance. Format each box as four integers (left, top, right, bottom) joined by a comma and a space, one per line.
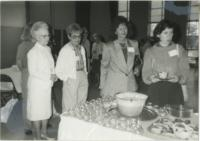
27, 21, 56, 139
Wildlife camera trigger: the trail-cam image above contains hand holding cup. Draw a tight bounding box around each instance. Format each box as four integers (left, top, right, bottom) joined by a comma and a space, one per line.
158, 72, 168, 79
51, 74, 57, 81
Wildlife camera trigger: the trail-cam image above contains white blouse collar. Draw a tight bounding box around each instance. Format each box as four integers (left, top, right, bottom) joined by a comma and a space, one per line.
36, 42, 49, 50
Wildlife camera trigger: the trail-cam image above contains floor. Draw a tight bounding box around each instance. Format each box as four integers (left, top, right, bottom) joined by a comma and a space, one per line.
0, 67, 198, 140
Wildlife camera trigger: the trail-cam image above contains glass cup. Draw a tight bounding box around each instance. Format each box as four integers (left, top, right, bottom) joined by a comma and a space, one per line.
170, 105, 194, 118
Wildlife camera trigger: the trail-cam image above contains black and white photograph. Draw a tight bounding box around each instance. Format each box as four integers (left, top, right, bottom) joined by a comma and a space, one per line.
0, 0, 199, 140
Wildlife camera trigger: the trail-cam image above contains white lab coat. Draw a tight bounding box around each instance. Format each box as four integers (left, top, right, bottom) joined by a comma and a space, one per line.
27, 42, 55, 121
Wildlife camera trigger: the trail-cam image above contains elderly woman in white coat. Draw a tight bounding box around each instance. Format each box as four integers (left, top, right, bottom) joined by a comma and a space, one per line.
27, 21, 56, 140
100, 16, 140, 97
56, 23, 88, 112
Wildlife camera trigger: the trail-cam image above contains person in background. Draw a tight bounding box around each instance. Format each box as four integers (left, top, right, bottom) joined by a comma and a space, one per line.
100, 16, 140, 97
81, 27, 91, 72
142, 19, 190, 106
55, 23, 88, 112
136, 36, 156, 94
27, 21, 56, 140
91, 33, 104, 87
139, 36, 156, 59
16, 23, 35, 135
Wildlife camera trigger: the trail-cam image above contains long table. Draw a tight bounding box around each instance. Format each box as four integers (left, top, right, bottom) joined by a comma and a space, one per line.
57, 99, 199, 141
58, 116, 154, 141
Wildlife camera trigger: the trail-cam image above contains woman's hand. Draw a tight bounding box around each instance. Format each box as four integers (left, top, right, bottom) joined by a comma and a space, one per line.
99, 89, 105, 98
150, 74, 160, 83
133, 67, 140, 76
181, 85, 188, 102
168, 75, 179, 83
51, 74, 57, 82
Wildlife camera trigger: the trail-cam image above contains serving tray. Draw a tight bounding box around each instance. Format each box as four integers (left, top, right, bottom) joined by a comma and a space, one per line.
108, 106, 158, 121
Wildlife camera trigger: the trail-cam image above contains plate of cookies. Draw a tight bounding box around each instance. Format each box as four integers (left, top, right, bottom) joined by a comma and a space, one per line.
148, 117, 198, 140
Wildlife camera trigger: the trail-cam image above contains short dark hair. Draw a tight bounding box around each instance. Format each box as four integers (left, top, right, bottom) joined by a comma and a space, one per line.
110, 16, 129, 40
82, 27, 88, 35
20, 23, 33, 41
153, 19, 174, 42
113, 16, 129, 32
66, 23, 82, 36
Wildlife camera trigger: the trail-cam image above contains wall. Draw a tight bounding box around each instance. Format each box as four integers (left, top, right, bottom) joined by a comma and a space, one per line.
52, 1, 76, 49
76, 1, 90, 30
28, 1, 51, 25
129, 1, 189, 47
27, 1, 76, 53
51, 1, 76, 30
27, 1, 76, 29
1, 1, 26, 68
130, 1, 150, 40
165, 1, 189, 47
1, 1, 76, 68
90, 1, 113, 41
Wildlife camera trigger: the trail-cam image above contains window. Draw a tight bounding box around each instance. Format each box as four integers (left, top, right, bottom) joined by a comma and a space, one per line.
118, 0, 130, 20
148, 1, 165, 36
186, 1, 199, 50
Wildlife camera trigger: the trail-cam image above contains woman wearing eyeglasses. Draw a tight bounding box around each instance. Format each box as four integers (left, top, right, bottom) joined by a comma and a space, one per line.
27, 21, 56, 140
55, 23, 88, 113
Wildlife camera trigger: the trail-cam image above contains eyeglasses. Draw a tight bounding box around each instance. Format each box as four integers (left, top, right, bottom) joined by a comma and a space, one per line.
70, 35, 81, 39
40, 34, 50, 38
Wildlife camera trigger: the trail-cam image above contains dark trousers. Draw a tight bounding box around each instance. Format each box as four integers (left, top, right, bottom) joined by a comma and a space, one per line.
91, 59, 101, 86
52, 80, 63, 114
147, 81, 184, 107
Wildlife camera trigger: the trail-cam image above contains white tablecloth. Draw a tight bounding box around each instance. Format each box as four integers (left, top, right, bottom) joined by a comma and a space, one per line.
58, 115, 155, 141
0, 65, 22, 93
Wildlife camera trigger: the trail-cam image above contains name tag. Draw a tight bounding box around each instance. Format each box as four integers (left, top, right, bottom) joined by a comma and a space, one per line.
168, 49, 178, 57
127, 47, 135, 53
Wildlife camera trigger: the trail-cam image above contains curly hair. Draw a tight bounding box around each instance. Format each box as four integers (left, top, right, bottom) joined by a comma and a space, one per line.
112, 16, 129, 32
153, 19, 174, 42
30, 21, 49, 39
66, 23, 82, 36
110, 16, 131, 40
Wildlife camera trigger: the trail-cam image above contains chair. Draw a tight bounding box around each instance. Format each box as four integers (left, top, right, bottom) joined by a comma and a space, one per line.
0, 74, 18, 107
